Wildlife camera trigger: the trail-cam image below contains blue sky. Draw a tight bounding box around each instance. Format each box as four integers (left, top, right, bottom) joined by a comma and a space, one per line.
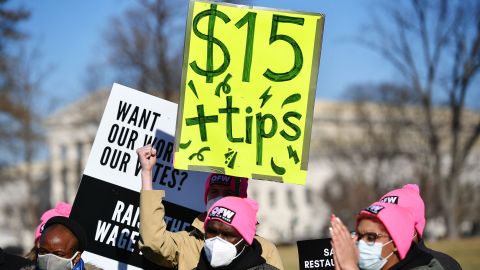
16, 0, 394, 114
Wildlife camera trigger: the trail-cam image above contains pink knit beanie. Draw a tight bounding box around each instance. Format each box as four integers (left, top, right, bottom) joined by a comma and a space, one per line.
203, 173, 248, 204
358, 202, 415, 260
204, 196, 258, 245
34, 202, 72, 243
379, 184, 426, 237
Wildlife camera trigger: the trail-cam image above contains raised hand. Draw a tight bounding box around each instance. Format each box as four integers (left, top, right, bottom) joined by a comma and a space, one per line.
136, 144, 157, 190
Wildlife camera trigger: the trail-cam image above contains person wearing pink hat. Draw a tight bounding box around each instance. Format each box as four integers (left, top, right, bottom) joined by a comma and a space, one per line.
203, 172, 248, 212
25, 205, 101, 270
330, 202, 445, 270
195, 196, 278, 269
34, 202, 73, 244
135, 145, 283, 270
379, 184, 461, 270
24, 202, 72, 262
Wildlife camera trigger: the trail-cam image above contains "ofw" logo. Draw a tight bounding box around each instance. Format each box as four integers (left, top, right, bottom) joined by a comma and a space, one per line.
365, 204, 385, 215
209, 206, 236, 223
210, 175, 232, 185
380, 196, 399, 204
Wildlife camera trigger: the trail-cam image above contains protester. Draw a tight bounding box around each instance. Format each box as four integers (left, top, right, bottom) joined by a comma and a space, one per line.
36, 216, 88, 270
0, 247, 35, 269
25, 202, 72, 262
330, 202, 445, 270
195, 196, 278, 269
379, 184, 462, 270
137, 144, 284, 269
203, 172, 248, 213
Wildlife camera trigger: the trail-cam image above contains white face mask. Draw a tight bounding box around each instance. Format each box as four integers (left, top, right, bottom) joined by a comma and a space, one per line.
357, 240, 394, 270
205, 196, 222, 212
204, 236, 244, 268
37, 251, 78, 270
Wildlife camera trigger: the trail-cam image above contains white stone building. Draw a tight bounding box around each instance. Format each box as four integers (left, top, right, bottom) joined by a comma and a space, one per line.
0, 161, 49, 249
44, 90, 109, 206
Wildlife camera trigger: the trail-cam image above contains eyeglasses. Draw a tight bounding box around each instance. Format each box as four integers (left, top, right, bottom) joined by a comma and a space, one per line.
353, 231, 390, 245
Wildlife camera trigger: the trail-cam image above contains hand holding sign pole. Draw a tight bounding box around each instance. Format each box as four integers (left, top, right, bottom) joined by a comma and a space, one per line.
175, 0, 324, 184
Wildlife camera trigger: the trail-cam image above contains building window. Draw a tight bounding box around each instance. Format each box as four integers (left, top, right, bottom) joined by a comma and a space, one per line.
306, 188, 313, 204
76, 142, 83, 179
287, 189, 296, 209
76, 142, 83, 162
61, 167, 68, 201
251, 189, 258, 201
60, 145, 67, 160
269, 189, 276, 208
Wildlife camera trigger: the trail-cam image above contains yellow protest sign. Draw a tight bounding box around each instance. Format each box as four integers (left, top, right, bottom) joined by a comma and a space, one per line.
175, 0, 324, 185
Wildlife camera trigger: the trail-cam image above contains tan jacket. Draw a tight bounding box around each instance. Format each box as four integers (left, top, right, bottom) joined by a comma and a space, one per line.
139, 190, 284, 270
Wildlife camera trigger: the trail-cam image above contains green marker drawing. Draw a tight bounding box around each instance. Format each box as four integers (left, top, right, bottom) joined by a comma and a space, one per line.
179, 140, 192, 149
188, 147, 211, 161
282, 93, 301, 108
271, 157, 286, 175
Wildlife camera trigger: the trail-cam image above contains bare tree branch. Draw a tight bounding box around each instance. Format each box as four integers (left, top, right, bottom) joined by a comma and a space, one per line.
332, 0, 480, 238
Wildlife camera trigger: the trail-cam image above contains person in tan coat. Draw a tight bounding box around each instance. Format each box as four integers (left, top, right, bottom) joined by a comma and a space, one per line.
136, 144, 284, 270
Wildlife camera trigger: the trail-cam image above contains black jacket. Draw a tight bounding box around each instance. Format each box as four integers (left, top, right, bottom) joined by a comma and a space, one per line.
417, 240, 462, 270
390, 242, 445, 270
0, 248, 35, 270
195, 239, 278, 270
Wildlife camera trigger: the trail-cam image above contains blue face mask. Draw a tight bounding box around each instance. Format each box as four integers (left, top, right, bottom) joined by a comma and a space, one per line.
357, 239, 394, 270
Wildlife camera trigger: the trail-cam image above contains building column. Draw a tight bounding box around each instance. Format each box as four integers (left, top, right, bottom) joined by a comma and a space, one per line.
66, 142, 79, 203
49, 143, 63, 206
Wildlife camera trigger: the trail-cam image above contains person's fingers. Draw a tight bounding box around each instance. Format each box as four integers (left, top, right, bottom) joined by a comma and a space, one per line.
331, 217, 346, 240
136, 144, 152, 155
331, 221, 341, 241
331, 226, 347, 256
331, 218, 339, 233
151, 147, 157, 156
330, 227, 340, 251
336, 215, 342, 224
335, 217, 347, 233
332, 224, 345, 247
334, 217, 351, 240
333, 250, 342, 270
144, 145, 152, 154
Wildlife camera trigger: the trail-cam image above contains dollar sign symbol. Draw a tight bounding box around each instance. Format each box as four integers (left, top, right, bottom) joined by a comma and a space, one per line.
190, 4, 231, 83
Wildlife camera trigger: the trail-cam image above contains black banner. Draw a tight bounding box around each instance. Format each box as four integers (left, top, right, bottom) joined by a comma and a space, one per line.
70, 175, 201, 269
297, 238, 334, 270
